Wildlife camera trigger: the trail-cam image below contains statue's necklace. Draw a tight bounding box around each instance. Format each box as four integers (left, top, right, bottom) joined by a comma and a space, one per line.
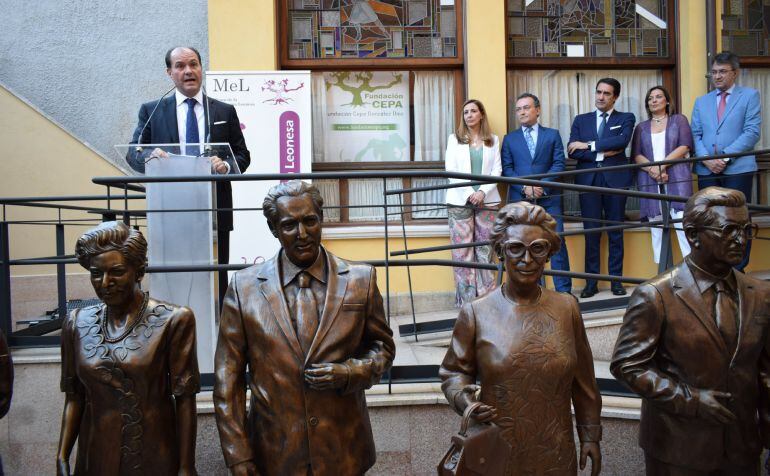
101, 292, 149, 343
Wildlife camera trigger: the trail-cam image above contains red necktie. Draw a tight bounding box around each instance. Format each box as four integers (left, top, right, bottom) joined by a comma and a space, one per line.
717, 91, 729, 122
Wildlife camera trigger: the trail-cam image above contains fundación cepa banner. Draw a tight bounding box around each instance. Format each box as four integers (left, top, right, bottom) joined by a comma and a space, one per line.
206, 70, 312, 269
323, 71, 409, 162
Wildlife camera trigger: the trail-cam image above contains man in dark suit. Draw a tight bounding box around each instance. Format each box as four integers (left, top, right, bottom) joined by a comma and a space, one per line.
502, 93, 572, 293
567, 78, 635, 297
611, 187, 770, 475
129, 46, 250, 304
213, 180, 395, 476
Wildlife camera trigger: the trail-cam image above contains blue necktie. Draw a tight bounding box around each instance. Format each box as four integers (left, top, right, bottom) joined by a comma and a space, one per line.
524, 127, 536, 158
597, 112, 608, 138
185, 98, 199, 156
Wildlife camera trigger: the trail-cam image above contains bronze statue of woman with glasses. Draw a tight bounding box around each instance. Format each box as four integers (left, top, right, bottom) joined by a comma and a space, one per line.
440, 201, 602, 475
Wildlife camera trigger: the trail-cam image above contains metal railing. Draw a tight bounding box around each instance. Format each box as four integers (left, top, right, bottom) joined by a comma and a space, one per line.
1, 148, 768, 394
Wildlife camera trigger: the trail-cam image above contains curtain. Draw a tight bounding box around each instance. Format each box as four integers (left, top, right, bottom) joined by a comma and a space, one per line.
507, 69, 663, 214
507, 69, 662, 147
413, 71, 455, 162
348, 178, 403, 222
411, 177, 449, 219
313, 179, 340, 222
310, 72, 329, 163
739, 68, 769, 150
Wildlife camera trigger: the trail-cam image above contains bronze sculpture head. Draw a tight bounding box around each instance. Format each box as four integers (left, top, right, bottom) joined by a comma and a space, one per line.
491, 201, 561, 289
263, 180, 325, 267
75, 221, 147, 306
683, 186, 755, 275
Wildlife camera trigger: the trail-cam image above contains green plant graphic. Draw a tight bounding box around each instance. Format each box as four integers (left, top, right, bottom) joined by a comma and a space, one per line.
351, 133, 407, 161
325, 71, 403, 107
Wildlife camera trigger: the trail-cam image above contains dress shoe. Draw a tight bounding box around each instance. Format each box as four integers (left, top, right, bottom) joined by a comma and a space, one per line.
611, 284, 627, 296
580, 287, 598, 298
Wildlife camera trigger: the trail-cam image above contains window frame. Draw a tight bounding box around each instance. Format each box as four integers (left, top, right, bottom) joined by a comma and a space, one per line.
277, 1, 467, 227
279, 0, 465, 68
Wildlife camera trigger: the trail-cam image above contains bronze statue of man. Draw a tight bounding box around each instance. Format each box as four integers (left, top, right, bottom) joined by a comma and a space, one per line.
214, 180, 395, 476
611, 186, 770, 475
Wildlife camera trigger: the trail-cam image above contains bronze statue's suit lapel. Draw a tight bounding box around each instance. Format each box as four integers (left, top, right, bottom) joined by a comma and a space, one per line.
673, 262, 728, 355
257, 255, 304, 360
305, 251, 349, 363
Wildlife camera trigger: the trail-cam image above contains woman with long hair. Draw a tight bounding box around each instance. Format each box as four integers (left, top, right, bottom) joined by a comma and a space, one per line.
444, 99, 502, 306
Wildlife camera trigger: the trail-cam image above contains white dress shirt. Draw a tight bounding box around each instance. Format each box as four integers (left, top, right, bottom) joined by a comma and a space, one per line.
591, 109, 614, 162
175, 89, 205, 155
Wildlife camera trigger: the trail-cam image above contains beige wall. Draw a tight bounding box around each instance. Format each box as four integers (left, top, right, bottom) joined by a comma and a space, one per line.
0, 85, 132, 277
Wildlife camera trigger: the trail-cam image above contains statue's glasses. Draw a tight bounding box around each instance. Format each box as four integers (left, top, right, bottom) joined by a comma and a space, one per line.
501, 239, 551, 260
699, 222, 759, 240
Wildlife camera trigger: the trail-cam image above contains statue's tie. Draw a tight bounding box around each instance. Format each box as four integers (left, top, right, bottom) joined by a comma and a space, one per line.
295, 272, 319, 355
714, 280, 737, 353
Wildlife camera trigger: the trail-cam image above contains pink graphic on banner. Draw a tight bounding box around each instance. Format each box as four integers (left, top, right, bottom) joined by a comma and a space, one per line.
279, 111, 300, 178
262, 79, 305, 105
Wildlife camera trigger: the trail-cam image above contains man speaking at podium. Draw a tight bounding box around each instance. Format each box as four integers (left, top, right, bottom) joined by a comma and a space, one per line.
130, 46, 251, 304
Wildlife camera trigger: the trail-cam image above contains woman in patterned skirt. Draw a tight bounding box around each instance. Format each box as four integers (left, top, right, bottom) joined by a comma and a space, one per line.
444, 99, 503, 306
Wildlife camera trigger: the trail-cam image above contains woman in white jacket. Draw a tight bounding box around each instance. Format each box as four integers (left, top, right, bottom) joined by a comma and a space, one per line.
445, 99, 502, 306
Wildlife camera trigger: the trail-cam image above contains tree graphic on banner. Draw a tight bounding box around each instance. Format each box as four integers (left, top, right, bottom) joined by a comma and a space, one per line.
325, 72, 403, 106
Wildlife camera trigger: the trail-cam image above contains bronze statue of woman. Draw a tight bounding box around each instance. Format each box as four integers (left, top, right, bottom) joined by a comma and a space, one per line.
440, 202, 602, 475
57, 221, 199, 475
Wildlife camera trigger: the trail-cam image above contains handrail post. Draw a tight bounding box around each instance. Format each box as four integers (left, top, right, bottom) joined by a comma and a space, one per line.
382, 178, 392, 394
0, 222, 11, 340
657, 183, 674, 273
56, 223, 67, 322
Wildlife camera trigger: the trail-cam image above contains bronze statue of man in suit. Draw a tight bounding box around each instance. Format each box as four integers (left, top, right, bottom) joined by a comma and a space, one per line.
611, 186, 770, 475
214, 180, 395, 476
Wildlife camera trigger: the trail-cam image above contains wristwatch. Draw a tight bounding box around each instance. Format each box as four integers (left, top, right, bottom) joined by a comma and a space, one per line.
722, 157, 731, 164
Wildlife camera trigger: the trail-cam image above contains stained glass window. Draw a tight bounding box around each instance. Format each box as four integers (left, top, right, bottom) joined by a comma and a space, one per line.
287, 0, 457, 59
722, 0, 770, 57
506, 0, 669, 58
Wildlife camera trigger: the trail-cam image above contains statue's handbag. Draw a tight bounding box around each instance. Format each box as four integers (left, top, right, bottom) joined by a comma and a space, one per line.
437, 401, 512, 476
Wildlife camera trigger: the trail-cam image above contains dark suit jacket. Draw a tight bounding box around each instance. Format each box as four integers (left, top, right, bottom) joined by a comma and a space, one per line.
501, 125, 566, 207
568, 110, 635, 188
213, 248, 395, 476
129, 94, 251, 230
611, 260, 770, 470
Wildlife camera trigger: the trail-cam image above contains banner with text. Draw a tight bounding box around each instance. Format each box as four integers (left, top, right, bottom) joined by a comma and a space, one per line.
323, 71, 409, 162
206, 70, 312, 268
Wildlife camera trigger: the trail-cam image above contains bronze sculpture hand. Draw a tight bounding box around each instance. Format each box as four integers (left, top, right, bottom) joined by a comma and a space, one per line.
453, 385, 497, 423
579, 441, 601, 476
231, 461, 259, 476
696, 389, 737, 424
304, 363, 350, 390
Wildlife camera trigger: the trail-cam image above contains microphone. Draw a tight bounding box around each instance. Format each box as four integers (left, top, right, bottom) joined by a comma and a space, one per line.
134, 85, 176, 153
202, 85, 213, 156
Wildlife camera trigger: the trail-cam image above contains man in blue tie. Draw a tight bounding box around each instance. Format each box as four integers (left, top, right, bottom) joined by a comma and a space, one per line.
567, 78, 635, 298
130, 46, 251, 304
691, 51, 761, 271
501, 93, 572, 293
